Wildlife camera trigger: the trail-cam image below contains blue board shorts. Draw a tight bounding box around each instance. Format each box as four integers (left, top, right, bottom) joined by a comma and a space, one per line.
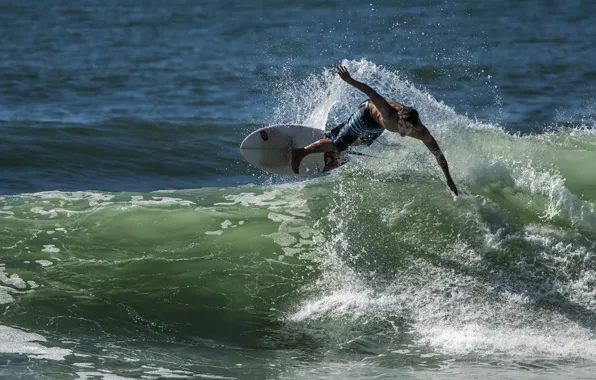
324, 123, 383, 152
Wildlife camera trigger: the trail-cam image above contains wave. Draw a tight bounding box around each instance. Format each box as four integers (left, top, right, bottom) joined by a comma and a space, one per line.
1, 59, 596, 367
0, 116, 254, 194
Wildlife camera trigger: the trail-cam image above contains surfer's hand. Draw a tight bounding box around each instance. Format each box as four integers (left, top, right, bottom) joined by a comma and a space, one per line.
336, 65, 353, 83
448, 179, 459, 196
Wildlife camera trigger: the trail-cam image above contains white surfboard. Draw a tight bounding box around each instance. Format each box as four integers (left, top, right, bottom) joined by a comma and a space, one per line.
240, 124, 349, 176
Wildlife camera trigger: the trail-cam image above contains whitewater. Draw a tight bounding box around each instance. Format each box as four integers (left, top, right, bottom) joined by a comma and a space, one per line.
1, 59, 596, 379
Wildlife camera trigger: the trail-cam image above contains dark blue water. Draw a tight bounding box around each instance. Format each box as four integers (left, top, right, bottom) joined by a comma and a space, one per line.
2, 0, 595, 194
1, 1, 596, 379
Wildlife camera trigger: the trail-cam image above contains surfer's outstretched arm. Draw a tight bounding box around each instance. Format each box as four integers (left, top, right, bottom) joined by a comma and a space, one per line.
413, 127, 458, 196
336, 65, 397, 120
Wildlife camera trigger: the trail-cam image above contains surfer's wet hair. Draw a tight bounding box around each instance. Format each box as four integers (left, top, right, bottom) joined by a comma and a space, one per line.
397, 107, 420, 125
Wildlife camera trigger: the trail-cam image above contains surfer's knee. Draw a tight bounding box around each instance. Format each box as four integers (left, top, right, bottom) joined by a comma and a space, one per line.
333, 134, 361, 152
329, 128, 358, 152
332, 139, 349, 152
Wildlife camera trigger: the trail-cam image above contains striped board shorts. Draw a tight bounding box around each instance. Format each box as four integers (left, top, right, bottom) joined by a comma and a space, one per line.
325, 100, 385, 152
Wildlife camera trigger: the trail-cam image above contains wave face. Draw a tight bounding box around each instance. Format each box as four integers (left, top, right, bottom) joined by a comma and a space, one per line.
2, 61, 596, 379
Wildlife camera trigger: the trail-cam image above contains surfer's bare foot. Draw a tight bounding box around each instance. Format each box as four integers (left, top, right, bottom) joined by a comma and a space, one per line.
291, 148, 306, 174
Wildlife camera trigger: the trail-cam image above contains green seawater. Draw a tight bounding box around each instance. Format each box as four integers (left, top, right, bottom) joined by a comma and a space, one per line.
2, 127, 596, 378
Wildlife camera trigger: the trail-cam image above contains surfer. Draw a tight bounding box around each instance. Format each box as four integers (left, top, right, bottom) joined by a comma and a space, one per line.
291, 65, 459, 196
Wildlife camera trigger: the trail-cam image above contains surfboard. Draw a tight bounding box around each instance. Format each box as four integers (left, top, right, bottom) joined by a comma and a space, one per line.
239, 124, 349, 176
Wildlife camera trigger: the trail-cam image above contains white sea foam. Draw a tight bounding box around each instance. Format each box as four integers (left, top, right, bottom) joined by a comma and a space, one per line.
25, 191, 115, 207
204, 230, 223, 236
42, 244, 60, 253
130, 196, 195, 207
30, 207, 81, 218
0, 325, 71, 360
0, 266, 27, 289
74, 371, 134, 380
215, 190, 288, 207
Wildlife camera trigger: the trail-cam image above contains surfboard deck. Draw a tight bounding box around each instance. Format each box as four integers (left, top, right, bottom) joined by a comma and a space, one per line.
240, 124, 349, 176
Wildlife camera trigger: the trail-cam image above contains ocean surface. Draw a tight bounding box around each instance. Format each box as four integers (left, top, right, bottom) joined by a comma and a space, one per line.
2, 1, 596, 379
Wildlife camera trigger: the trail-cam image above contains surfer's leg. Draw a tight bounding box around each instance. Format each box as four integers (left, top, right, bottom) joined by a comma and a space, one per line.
304, 138, 337, 153
291, 138, 335, 174
291, 123, 357, 174
291, 123, 345, 174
